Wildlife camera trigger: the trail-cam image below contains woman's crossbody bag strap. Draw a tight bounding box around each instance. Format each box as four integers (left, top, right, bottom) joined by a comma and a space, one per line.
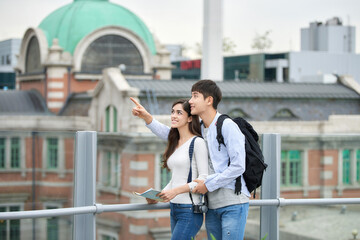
187, 136, 198, 205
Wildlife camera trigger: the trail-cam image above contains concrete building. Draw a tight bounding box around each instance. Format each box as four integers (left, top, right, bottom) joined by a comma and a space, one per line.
164, 44, 189, 62
301, 17, 355, 53
0, 38, 21, 89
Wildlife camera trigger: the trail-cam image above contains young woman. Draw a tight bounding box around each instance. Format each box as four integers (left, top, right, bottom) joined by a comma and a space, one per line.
131, 97, 208, 240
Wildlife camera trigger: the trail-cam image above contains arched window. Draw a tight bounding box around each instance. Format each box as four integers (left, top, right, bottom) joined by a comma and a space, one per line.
81, 35, 144, 74
105, 105, 118, 132
25, 37, 42, 73
228, 108, 250, 119
272, 108, 298, 120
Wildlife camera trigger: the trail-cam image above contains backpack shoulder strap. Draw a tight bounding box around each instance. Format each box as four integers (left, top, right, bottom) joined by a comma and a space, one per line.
187, 136, 198, 183
187, 136, 198, 205
216, 114, 230, 151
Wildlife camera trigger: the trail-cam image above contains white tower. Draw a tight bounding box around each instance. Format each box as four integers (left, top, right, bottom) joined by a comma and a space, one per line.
201, 0, 223, 81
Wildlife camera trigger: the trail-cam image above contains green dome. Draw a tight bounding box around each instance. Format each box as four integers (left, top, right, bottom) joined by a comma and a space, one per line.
38, 0, 156, 55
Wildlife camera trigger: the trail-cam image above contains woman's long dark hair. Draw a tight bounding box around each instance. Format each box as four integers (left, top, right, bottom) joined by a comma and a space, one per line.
162, 99, 201, 170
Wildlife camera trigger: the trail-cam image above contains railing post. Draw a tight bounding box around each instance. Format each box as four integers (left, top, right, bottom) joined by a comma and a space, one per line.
73, 131, 97, 240
260, 134, 281, 240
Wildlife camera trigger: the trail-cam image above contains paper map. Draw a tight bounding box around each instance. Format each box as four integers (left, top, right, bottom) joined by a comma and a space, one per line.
134, 188, 164, 202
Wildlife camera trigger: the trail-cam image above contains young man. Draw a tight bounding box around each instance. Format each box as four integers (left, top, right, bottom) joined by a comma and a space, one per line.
189, 80, 249, 240
131, 79, 249, 240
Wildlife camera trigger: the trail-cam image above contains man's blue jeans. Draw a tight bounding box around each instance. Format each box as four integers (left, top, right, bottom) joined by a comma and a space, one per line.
205, 203, 249, 240
170, 203, 204, 240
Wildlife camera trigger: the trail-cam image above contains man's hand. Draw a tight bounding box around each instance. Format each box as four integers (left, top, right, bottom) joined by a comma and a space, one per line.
192, 179, 208, 194
130, 97, 153, 124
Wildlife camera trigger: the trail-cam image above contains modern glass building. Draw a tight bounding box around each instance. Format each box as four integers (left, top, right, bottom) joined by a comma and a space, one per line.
0, 39, 21, 89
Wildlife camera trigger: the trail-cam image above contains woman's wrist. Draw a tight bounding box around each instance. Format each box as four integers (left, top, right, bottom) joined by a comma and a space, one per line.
144, 115, 153, 125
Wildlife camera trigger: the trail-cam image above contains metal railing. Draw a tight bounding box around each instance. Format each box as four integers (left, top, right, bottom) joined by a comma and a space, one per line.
0, 132, 359, 240
1, 198, 360, 220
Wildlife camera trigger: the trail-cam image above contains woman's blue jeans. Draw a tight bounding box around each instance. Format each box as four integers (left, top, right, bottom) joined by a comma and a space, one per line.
170, 203, 204, 240
205, 203, 249, 240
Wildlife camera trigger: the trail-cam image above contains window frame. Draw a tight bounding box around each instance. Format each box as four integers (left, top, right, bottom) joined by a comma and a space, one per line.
105, 105, 118, 133
357, 150, 360, 183
281, 150, 302, 186
0, 204, 22, 240
0, 138, 5, 168
342, 149, 351, 185
10, 138, 20, 169
46, 206, 59, 240
47, 138, 59, 169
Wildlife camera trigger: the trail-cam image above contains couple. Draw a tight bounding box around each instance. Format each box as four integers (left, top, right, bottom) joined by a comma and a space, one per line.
131, 80, 249, 240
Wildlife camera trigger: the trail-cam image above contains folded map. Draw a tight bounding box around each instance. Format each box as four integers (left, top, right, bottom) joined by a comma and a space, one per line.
133, 188, 164, 202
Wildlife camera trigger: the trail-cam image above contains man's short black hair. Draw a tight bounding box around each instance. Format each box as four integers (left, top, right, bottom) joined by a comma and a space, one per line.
191, 79, 222, 109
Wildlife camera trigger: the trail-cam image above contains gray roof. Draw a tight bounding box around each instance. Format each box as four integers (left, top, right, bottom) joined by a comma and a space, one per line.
0, 90, 52, 115
59, 92, 92, 117
127, 79, 360, 99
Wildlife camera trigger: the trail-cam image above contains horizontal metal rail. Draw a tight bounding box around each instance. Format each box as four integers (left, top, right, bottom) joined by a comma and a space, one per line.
1, 198, 359, 220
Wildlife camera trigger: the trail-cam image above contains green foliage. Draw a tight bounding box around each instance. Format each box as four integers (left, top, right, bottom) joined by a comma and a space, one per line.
261, 233, 268, 240
223, 37, 237, 54
251, 31, 272, 52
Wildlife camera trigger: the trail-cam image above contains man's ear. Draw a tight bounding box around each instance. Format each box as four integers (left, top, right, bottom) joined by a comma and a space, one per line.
188, 116, 192, 123
206, 96, 213, 106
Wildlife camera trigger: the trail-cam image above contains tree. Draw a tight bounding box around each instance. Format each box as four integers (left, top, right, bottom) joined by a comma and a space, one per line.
223, 37, 237, 54
193, 37, 237, 57
251, 31, 272, 52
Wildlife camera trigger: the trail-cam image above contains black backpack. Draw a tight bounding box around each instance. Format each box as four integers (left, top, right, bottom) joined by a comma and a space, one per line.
216, 114, 268, 198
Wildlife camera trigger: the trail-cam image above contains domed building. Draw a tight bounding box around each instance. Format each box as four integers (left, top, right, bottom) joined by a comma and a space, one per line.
16, 0, 172, 113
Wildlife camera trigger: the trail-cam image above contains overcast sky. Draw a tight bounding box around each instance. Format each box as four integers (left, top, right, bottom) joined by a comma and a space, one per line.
0, 0, 359, 57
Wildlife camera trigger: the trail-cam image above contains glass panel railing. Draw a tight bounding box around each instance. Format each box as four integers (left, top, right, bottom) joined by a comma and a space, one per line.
0, 130, 75, 240
2, 130, 359, 240
278, 205, 359, 240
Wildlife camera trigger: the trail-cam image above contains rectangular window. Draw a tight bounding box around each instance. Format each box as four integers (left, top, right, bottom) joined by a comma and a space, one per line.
161, 168, 172, 189
102, 235, 116, 240
356, 150, 360, 183
289, 150, 301, 185
9, 206, 20, 240
6, 55, 11, 65
160, 155, 172, 189
10, 138, 20, 168
281, 150, 301, 186
342, 149, 351, 185
0, 206, 20, 240
102, 151, 112, 186
113, 107, 117, 132
47, 138, 58, 169
47, 206, 58, 240
0, 138, 5, 168
105, 107, 110, 132
107, 152, 111, 186
114, 153, 119, 187
281, 151, 287, 185
0, 207, 6, 239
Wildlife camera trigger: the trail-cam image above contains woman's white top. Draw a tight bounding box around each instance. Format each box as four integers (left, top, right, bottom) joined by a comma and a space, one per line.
163, 136, 208, 204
